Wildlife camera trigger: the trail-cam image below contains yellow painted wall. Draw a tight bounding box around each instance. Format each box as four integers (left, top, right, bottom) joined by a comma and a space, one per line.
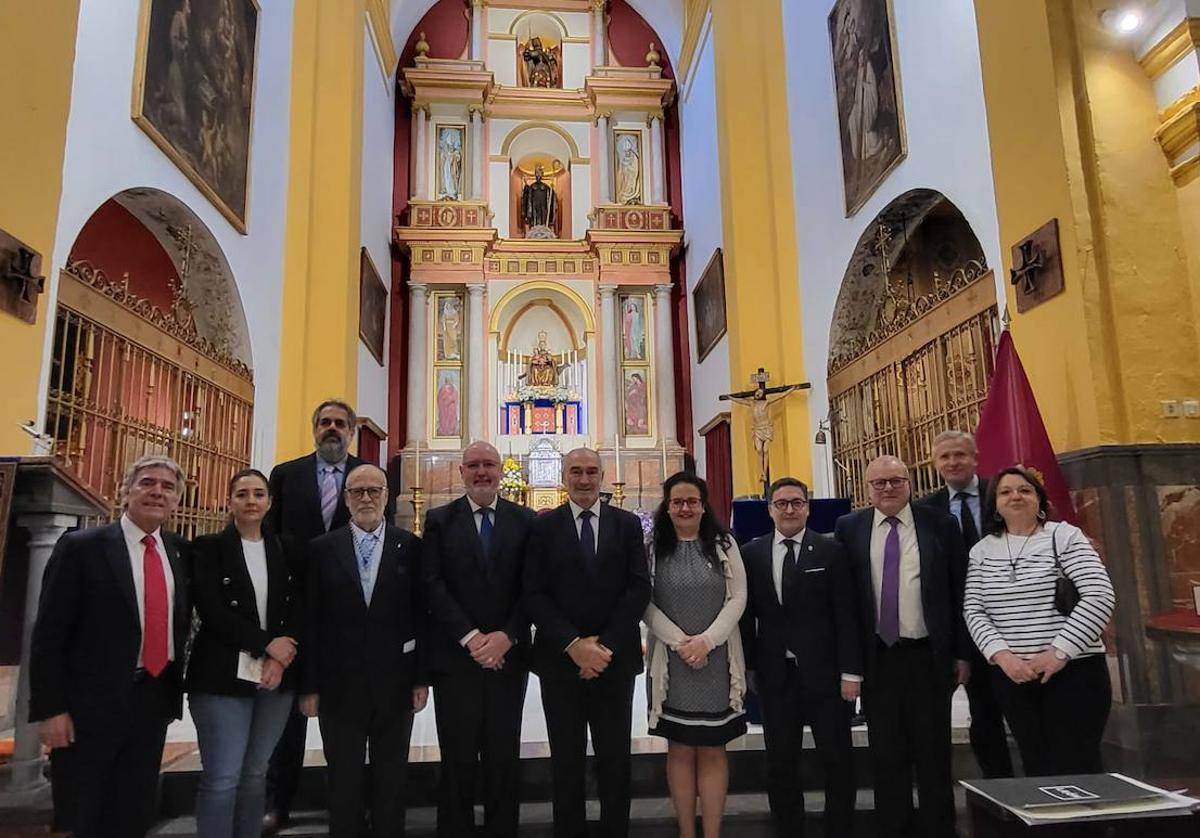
276, 0, 367, 460
974, 0, 1200, 451
710, 0, 812, 494
0, 1, 80, 454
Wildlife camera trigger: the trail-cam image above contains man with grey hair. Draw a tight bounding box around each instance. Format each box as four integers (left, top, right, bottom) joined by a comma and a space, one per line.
30, 454, 192, 836
262, 399, 395, 831
919, 429, 1014, 778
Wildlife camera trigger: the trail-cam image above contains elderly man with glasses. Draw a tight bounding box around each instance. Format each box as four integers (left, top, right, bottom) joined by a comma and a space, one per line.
739, 477, 861, 837
833, 456, 970, 838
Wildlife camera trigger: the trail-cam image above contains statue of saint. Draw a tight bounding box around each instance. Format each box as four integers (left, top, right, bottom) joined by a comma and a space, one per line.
615, 134, 642, 205
524, 332, 560, 388
520, 165, 558, 238
522, 36, 560, 88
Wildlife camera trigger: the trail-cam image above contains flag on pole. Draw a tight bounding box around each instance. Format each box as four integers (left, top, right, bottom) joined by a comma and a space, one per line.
974, 329, 1077, 524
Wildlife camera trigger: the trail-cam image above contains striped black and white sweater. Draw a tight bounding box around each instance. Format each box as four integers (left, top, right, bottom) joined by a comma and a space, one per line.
964, 522, 1115, 662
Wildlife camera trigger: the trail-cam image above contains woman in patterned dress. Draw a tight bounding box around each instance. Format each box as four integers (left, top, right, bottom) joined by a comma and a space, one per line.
645, 473, 747, 838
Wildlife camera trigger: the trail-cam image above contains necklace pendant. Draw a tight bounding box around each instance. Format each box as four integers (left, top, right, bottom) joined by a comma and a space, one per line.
1009, 567, 1017, 583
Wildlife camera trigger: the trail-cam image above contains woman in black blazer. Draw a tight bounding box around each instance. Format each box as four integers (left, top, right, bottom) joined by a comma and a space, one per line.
186, 468, 301, 838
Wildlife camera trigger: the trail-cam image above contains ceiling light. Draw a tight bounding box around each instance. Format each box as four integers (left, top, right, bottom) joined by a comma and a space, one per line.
1101, 7, 1144, 34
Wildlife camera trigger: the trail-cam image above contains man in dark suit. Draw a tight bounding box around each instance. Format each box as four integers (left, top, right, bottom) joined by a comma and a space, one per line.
299, 463, 428, 837
30, 455, 192, 837
423, 441, 535, 837
918, 430, 1013, 779
523, 447, 651, 838
833, 455, 970, 838
263, 399, 396, 829
740, 477, 861, 837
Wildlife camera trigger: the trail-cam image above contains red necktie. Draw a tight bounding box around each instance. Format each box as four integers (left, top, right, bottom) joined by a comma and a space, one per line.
141, 534, 169, 676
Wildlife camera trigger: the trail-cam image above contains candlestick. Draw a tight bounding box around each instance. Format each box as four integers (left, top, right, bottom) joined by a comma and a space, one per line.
611, 481, 626, 509
409, 485, 426, 537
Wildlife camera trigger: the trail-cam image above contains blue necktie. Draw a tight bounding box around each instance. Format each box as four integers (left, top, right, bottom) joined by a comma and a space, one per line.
578, 510, 596, 572
478, 507, 494, 570
355, 532, 377, 601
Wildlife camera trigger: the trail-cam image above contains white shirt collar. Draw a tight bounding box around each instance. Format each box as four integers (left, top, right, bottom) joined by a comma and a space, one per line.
350, 519, 386, 540
568, 498, 602, 519
773, 528, 806, 548
873, 503, 914, 529
467, 496, 498, 515
946, 474, 980, 497
120, 513, 161, 544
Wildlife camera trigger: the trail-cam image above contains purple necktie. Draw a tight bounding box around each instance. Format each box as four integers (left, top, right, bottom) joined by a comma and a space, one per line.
878, 516, 901, 646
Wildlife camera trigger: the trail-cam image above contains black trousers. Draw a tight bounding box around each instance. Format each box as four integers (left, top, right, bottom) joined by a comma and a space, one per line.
433, 669, 528, 837
540, 673, 635, 838
863, 640, 956, 838
964, 643, 1014, 778
759, 662, 855, 837
991, 653, 1111, 777
318, 699, 415, 838
49, 673, 174, 838
265, 696, 308, 818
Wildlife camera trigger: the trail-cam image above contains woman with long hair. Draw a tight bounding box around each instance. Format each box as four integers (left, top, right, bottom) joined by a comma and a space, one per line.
964, 465, 1115, 775
645, 472, 747, 838
186, 469, 301, 837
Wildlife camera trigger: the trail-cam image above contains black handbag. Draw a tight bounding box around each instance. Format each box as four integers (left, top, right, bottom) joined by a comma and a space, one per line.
1050, 524, 1081, 616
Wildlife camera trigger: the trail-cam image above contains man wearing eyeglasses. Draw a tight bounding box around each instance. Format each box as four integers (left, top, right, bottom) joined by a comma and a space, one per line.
299, 464, 427, 836
261, 399, 396, 831
918, 430, 1013, 779
739, 477, 861, 837
833, 456, 970, 838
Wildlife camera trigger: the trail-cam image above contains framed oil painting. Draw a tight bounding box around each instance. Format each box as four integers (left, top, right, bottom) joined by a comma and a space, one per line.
828, 0, 906, 216
622, 368, 651, 437
133, 0, 260, 232
434, 368, 462, 438
619, 294, 647, 362
693, 248, 727, 363
358, 248, 387, 365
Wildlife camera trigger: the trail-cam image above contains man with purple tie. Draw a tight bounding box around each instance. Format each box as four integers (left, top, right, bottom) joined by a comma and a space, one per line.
834, 455, 970, 838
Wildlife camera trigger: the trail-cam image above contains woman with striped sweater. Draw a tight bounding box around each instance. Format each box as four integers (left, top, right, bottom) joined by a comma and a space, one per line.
964, 466, 1115, 776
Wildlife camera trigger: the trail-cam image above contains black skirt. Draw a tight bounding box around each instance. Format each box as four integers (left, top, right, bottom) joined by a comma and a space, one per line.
650, 705, 747, 747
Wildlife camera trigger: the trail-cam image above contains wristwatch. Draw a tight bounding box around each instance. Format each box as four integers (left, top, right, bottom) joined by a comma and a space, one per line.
1053, 648, 1068, 662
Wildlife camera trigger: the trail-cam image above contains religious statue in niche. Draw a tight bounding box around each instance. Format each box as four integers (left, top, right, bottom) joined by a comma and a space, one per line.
436, 295, 462, 361
436, 125, 464, 201
520, 35, 562, 88
621, 295, 646, 361
522, 332, 562, 387
623, 370, 650, 435
614, 132, 643, 205
520, 164, 559, 239
435, 368, 461, 437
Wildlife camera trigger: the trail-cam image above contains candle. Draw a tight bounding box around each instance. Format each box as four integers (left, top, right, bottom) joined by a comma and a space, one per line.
614, 432, 623, 482
661, 433, 668, 476
414, 437, 421, 486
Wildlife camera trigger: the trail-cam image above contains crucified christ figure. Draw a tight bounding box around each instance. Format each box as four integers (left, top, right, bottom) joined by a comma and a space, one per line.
719, 368, 810, 495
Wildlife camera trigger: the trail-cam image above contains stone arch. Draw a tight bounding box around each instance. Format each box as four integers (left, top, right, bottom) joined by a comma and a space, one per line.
499, 121, 584, 164
508, 10, 570, 40
489, 279, 595, 339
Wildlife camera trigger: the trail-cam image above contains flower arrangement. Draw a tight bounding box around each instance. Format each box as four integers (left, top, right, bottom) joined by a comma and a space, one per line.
635, 508, 655, 545
499, 457, 527, 493
508, 384, 577, 404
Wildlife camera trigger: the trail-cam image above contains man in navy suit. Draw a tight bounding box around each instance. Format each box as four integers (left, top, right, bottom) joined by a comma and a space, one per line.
300, 463, 427, 837
834, 455, 970, 838
918, 430, 1013, 779
423, 441, 536, 837
262, 399, 396, 830
523, 447, 651, 838
30, 455, 192, 837
740, 477, 861, 836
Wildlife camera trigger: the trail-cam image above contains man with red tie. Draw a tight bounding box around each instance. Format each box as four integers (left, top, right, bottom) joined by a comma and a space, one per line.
30, 455, 192, 837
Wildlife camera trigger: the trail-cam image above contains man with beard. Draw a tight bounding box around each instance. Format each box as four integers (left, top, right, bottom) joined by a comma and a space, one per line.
422, 441, 535, 837
261, 399, 395, 831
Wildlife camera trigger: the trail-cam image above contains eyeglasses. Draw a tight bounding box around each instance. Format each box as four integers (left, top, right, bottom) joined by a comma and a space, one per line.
669, 498, 703, 509
868, 477, 909, 490
346, 486, 386, 500
771, 499, 809, 512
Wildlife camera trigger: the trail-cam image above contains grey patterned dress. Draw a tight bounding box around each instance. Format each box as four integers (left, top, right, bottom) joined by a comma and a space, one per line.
649, 539, 746, 745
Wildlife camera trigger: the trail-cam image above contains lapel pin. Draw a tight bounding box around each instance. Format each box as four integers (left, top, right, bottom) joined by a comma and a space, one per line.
808, 545, 814, 551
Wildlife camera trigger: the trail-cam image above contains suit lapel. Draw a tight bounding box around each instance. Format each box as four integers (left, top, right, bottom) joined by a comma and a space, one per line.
302, 453, 324, 528
104, 523, 139, 620
221, 526, 261, 626
596, 505, 619, 570
751, 537, 783, 614
264, 533, 287, 628
368, 528, 402, 615
912, 505, 936, 613
454, 497, 485, 571
856, 511, 877, 633
336, 529, 367, 608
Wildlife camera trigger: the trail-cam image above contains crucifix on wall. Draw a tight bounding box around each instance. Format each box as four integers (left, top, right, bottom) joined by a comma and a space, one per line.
719, 367, 811, 496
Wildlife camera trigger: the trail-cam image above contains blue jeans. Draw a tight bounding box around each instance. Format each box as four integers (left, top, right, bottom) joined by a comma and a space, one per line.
190, 689, 295, 838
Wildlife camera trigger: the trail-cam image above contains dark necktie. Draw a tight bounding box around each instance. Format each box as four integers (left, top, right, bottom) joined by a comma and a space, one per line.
955, 491, 980, 548
478, 507, 494, 570
781, 538, 798, 606
578, 509, 596, 572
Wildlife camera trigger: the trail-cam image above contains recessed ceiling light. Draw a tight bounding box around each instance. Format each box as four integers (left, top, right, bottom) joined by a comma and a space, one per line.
1101, 7, 1144, 34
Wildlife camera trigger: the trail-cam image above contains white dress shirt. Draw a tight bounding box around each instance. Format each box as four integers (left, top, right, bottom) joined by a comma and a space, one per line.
869, 504, 928, 640
241, 537, 269, 631
350, 520, 386, 604
947, 474, 982, 535
568, 498, 602, 552
120, 514, 177, 665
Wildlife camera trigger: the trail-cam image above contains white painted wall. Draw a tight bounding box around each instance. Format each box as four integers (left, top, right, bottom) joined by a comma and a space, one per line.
677, 19, 728, 480
41, 0, 295, 470
358, 25, 397, 463
781, 0, 1004, 498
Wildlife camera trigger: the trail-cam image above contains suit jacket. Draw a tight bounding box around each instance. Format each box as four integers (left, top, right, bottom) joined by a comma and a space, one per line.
185, 526, 302, 696
918, 477, 990, 549
739, 529, 862, 695
302, 524, 426, 715
422, 496, 536, 676
522, 503, 651, 681
29, 522, 190, 723
264, 452, 397, 555
833, 504, 971, 681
